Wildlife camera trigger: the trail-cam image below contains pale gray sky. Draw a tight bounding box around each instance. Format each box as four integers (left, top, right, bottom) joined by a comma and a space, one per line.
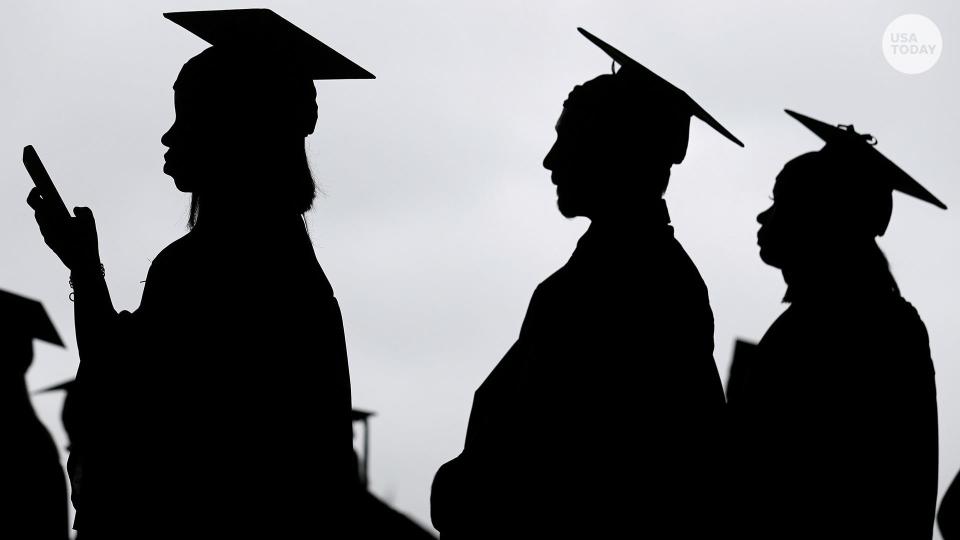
3, 0, 959, 535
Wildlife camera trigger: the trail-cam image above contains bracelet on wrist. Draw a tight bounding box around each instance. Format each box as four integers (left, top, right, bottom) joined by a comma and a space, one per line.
68, 263, 105, 302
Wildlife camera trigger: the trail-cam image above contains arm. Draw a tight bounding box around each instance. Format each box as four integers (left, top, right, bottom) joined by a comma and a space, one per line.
27, 189, 119, 358
71, 263, 120, 365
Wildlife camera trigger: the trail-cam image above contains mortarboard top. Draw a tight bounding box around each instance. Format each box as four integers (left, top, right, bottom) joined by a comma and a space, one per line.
0, 289, 63, 346
577, 27, 744, 148
34, 378, 76, 394
785, 109, 947, 210
164, 9, 375, 80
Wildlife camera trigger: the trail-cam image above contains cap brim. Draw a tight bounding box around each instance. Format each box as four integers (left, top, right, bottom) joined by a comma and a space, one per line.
577, 27, 744, 148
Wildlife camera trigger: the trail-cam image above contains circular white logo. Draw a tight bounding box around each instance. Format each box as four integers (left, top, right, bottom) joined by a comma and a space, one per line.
883, 14, 942, 74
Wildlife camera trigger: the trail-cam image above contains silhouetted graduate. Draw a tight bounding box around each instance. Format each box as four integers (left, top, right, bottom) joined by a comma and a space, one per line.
1, 290, 69, 540
728, 110, 942, 539
27, 9, 372, 538
432, 28, 741, 538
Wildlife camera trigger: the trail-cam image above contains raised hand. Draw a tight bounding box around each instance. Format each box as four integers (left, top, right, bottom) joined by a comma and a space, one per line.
27, 188, 101, 272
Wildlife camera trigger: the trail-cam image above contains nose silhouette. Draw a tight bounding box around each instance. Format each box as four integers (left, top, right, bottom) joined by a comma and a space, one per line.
161, 124, 174, 148
543, 141, 557, 171
757, 205, 772, 225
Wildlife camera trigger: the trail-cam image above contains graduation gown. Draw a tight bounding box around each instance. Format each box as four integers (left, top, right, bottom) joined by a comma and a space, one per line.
432, 203, 725, 538
727, 276, 938, 539
72, 220, 355, 538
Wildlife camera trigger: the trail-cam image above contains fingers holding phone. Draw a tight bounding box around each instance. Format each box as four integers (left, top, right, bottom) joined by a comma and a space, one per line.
24, 154, 101, 272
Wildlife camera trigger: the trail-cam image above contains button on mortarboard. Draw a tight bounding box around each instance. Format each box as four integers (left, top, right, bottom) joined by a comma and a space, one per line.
164, 9, 375, 80
577, 27, 744, 149
0, 289, 63, 346
785, 109, 947, 210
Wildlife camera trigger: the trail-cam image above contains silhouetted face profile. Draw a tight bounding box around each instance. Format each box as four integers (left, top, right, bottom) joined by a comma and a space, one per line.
758, 155, 816, 270
161, 47, 318, 205
161, 74, 242, 194
756, 150, 893, 270
161, 87, 218, 194
543, 74, 689, 220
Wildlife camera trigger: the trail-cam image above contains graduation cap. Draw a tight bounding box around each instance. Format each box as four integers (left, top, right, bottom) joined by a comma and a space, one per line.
577, 27, 744, 149
0, 289, 63, 346
785, 109, 947, 210
164, 9, 374, 80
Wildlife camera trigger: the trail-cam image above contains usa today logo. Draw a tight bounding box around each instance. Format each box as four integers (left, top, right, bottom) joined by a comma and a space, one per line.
883, 14, 942, 74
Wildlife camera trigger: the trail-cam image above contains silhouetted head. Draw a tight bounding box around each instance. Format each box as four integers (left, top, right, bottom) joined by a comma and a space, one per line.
161, 47, 319, 224
543, 28, 742, 220
757, 110, 946, 273
544, 74, 690, 219
160, 9, 374, 228
757, 151, 889, 270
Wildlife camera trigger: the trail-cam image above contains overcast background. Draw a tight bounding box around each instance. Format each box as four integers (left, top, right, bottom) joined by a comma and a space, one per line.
3, 0, 959, 536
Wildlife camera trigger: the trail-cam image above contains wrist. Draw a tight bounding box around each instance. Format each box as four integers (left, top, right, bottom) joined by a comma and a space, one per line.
68, 262, 104, 302
70, 259, 104, 276
69, 262, 105, 287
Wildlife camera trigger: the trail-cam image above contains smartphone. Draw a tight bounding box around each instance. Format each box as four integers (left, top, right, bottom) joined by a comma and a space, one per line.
23, 145, 71, 220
